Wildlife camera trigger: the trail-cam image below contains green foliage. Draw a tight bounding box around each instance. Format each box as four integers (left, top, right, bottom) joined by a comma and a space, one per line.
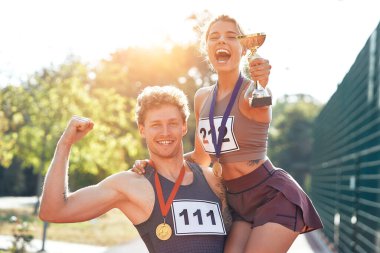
0, 57, 145, 192
69, 87, 144, 176
269, 94, 323, 185
0, 86, 30, 168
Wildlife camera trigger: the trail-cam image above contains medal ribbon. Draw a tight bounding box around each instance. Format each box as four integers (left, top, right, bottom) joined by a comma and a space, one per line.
149, 160, 186, 218
209, 74, 244, 159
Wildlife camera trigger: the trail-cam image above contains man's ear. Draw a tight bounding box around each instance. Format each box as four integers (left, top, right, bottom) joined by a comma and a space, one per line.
182, 121, 188, 136
138, 124, 146, 138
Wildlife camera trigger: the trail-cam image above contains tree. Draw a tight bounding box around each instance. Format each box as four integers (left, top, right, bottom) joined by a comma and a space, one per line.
269, 94, 323, 188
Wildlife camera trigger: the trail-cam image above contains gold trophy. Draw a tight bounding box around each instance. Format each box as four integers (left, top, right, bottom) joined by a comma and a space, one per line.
237, 33, 272, 107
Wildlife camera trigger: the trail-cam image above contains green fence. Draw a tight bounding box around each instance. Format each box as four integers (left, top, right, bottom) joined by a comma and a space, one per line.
311, 22, 380, 253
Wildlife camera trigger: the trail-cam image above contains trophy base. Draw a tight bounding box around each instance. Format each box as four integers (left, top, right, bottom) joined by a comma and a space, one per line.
250, 96, 272, 108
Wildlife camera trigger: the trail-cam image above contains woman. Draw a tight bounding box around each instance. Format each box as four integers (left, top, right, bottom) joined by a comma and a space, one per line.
135, 15, 323, 253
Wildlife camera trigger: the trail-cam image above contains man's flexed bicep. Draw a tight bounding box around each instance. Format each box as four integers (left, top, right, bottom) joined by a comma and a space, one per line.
40, 175, 124, 223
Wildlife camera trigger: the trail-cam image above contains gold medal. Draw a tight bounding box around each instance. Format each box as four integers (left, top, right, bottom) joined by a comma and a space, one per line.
156, 222, 172, 240
151, 160, 185, 241
212, 160, 222, 178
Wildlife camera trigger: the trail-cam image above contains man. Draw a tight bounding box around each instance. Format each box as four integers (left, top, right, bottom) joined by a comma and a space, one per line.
39, 85, 231, 253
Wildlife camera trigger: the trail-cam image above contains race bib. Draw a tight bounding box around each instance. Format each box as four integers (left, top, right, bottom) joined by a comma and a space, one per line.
198, 116, 239, 154
171, 199, 226, 235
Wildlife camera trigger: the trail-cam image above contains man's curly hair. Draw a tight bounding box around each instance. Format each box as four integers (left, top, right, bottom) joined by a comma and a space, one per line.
135, 85, 190, 125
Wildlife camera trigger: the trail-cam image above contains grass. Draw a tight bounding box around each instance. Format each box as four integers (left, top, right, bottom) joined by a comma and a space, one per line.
0, 207, 140, 246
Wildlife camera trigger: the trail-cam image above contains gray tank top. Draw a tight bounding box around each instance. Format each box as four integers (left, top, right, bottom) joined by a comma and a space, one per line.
135, 162, 226, 253
198, 78, 269, 163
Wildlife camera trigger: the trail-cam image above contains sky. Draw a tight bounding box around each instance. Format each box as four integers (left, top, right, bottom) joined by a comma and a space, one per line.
0, 0, 379, 104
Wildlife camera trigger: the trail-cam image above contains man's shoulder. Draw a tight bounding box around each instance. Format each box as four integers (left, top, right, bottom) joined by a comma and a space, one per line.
101, 170, 149, 189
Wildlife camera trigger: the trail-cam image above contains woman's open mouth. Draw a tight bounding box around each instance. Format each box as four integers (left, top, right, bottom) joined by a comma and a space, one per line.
215, 49, 231, 63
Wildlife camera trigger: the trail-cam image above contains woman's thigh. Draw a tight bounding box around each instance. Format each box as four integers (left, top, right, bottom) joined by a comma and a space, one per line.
244, 222, 299, 253
224, 221, 252, 253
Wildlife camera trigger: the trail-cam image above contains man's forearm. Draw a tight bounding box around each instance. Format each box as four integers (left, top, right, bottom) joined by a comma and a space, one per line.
184, 151, 211, 167
39, 141, 71, 220
183, 152, 196, 163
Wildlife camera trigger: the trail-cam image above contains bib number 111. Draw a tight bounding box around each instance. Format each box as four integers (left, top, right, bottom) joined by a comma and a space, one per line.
179, 209, 216, 225
171, 200, 226, 235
